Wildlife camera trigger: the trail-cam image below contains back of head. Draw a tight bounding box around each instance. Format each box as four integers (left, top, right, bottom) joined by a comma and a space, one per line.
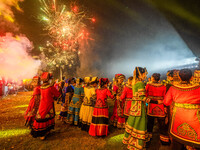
84, 77, 91, 86
128, 76, 133, 81
62, 76, 65, 80
134, 67, 147, 79
115, 74, 125, 81
70, 77, 76, 84
76, 78, 83, 85
99, 78, 109, 88
31, 76, 40, 86
179, 69, 192, 82
41, 72, 52, 83
152, 73, 161, 82
167, 70, 174, 77
91, 77, 99, 85
61, 81, 65, 88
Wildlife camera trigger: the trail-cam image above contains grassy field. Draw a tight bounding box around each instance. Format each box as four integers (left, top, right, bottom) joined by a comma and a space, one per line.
0, 92, 171, 150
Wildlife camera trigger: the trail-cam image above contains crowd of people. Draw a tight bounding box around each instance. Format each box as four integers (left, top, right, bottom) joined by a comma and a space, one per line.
0, 77, 32, 98
0, 80, 20, 97
24, 67, 200, 150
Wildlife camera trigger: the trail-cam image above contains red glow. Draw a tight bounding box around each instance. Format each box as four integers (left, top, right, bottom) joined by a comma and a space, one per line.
72, 6, 78, 13
91, 18, 96, 23
52, 5, 55, 10
63, 46, 67, 50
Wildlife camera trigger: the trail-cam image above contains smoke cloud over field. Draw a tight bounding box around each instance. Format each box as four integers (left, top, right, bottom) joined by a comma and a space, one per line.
0, 33, 40, 81
0, 0, 41, 81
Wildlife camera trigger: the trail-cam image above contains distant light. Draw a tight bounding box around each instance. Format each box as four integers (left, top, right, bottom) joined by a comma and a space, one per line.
72, 6, 78, 13
42, 16, 49, 21
91, 18, 96, 23
52, 5, 56, 9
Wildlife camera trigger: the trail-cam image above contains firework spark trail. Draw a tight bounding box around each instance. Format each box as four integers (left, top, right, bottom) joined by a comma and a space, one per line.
0, 33, 41, 81
0, 0, 23, 22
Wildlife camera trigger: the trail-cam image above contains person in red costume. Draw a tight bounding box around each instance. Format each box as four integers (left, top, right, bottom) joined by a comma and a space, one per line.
89, 78, 115, 137
25, 76, 41, 128
31, 72, 61, 140
146, 73, 170, 147
164, 69, 200, 150
120, 76, 133, 117
110, 74, 126, 128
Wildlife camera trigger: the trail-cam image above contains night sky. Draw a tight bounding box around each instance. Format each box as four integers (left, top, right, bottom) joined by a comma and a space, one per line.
12, 0, 200, 77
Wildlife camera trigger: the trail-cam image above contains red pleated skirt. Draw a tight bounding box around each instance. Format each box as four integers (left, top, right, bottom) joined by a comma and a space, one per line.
31, 118, 55, 137
89, 107, 109, 136
110, 100, 125, 128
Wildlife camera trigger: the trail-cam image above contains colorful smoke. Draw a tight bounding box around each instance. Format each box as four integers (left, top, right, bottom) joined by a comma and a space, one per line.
0, 0, 23, 22
0, 33, 41, 81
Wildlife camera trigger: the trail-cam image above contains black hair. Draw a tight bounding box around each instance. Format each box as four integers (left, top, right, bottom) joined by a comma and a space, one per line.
179, 69, 192, 82
61, 81, 65, 88
135, 67, 146, 78
70, 77, 76, 84
37, 77, 41, 86
152, 73, 161, 82
100, 82, 104, 88
76, 78, 84, 84
167, 70, 174, 77
128, 76, 133, 81
100, 78, 108, 88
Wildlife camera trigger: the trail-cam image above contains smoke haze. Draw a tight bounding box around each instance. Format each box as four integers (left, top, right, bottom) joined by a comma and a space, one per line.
0, 0, 23, 22
0, 33, 40, 81
94, 0, 195, 77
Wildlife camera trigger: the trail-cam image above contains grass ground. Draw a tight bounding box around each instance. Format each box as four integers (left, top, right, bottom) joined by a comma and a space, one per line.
0, 92, 171, 150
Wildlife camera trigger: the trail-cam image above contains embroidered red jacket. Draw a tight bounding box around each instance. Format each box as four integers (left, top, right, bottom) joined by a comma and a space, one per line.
164, 83, 200, 148
113, 84, 124, 96
25, 86, 41, 119
120, 86, 133, 116
146, 82, 166, 117
95, 88, 114, 108
37, 84, 60, 119
113, 84, 124, 117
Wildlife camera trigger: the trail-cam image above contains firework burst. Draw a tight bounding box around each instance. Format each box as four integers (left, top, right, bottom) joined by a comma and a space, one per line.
39, 0, 95, 51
